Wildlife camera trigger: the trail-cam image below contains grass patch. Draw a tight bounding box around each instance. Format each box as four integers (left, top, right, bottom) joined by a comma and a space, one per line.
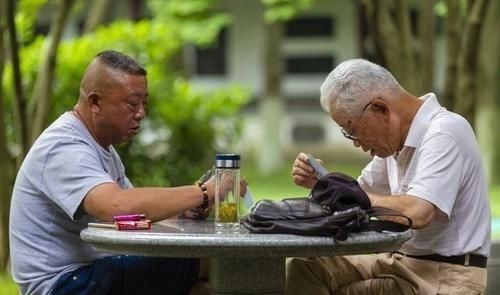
0, 273, 18, 295
242, 161, 365, 201
491, 185, 500, 217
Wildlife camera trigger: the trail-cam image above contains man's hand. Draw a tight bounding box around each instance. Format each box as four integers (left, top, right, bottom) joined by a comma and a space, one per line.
182, 175, 248, 220
181, 174, 216, 220
292, 152, 326, 189
182, 206, 212, 220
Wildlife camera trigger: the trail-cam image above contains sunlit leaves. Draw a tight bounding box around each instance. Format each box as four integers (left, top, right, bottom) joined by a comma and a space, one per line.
14, 0, 48, 44
148, 0, 231, 45
261, 0, 314, 22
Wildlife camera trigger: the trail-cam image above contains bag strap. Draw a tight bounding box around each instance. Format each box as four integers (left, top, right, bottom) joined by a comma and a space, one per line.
363, 206, 412, 232
338, 206, 412, 236
367, 207, 413, 228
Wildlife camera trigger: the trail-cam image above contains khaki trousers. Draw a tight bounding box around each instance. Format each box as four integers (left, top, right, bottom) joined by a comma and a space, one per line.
284, 253, 487, 295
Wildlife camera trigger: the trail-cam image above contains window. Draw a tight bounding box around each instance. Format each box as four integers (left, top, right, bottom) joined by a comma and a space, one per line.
292, 124, 325, 143
194, 29, 227, 76
285, 56, 335, 74
34, 24, 50, 36
285, 16, 335, 37
283, 16, 336, 74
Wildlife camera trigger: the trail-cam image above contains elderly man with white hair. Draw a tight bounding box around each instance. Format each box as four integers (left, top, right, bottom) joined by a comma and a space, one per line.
286, 59, 490, 295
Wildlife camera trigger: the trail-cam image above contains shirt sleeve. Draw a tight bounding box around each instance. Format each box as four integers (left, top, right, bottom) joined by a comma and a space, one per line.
40, 139, 114, 220
406, 134, 463, 217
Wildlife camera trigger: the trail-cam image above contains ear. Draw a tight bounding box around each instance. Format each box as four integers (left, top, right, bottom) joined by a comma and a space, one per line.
370, 98, 390, 116
87, 92, 102, 113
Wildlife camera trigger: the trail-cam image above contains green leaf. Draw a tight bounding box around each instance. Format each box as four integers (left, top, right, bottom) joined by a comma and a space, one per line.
262, 0, 314, 22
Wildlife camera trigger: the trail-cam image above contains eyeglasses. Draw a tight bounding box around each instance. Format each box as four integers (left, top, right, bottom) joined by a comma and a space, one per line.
340, 102, 372, 142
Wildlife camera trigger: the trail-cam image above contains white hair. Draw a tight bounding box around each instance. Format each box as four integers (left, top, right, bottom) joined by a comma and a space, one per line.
319, 59, 403, 116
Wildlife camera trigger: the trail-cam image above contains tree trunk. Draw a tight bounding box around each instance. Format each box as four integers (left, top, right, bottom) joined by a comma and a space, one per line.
366, 0, 418, 93
0, 0, 14, 271
476, 0, 500, 186
441, 0, 461, 110
0, 120, 14, 272
83, 0, 112, 33
30, 0, 76, 143
258, 21, 284, 174
393, 0, 419, 93
419, 0, 434, 94
453, 0, 490, 127
5, 0, 28, 164
360, 0, 384, 64
128, 0, 145, 21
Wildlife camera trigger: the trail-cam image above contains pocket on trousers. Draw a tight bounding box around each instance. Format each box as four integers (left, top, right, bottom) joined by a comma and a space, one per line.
437, 264, 486, 294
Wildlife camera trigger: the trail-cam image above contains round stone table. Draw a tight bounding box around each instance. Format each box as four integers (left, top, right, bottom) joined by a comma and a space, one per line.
81, 219, 411, 295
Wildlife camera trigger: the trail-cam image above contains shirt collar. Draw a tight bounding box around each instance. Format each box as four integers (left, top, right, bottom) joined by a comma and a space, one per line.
403, 92, 443, 149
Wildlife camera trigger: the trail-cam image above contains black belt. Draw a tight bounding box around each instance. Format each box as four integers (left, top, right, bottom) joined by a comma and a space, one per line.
395, 252, 487, 268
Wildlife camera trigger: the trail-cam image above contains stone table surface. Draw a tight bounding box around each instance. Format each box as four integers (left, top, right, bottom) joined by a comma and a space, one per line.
81, 219, 412, 295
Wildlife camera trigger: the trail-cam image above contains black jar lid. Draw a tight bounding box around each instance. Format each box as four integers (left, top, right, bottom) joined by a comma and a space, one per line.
215, 154, 240, 168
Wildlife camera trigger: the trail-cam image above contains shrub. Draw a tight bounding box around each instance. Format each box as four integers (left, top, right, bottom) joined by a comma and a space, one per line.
4, 19, 250, 186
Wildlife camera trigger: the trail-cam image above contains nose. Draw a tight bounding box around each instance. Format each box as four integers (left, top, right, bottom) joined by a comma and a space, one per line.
134, 104, 146, 120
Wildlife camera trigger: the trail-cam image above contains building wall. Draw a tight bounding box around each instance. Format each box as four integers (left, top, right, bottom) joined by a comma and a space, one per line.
188, 0, 363, 158
185, 0, 447, 160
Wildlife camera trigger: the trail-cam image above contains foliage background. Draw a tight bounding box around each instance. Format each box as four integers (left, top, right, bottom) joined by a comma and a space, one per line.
3, 18, 250, 186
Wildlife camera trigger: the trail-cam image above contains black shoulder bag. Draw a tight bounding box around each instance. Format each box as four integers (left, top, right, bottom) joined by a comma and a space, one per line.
243, 172, 412, 241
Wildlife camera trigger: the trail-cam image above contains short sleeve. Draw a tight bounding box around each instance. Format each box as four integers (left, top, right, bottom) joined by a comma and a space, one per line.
406, 134, 463, 217
40, 139, 114, 220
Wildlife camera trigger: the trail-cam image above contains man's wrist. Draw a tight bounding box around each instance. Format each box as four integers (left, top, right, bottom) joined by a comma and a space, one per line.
195, 181, 209, 209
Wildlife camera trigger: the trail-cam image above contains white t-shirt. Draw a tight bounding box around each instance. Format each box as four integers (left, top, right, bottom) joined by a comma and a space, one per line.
358, 93, 491, 257
9, 112, 132, 295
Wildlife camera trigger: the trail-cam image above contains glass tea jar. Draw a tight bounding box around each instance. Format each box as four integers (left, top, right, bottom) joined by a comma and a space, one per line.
214, 153, 240, 232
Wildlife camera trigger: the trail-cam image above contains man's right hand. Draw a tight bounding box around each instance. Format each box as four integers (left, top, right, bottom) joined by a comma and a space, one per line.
292, 152, 325, 189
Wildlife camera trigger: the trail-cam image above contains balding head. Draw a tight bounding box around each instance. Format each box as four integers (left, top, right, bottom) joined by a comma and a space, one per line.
79, 50, 146, 102
73, 50, 148, 148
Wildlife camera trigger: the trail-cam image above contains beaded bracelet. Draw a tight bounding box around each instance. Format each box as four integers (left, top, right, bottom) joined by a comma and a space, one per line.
195, 180, 209, 209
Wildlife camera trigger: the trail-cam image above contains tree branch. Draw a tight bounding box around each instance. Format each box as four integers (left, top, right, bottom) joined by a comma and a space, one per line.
454, 0, 490, 126
30, 0, 76, 143
419, 0, 435, 92
5, 0, 28, 161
